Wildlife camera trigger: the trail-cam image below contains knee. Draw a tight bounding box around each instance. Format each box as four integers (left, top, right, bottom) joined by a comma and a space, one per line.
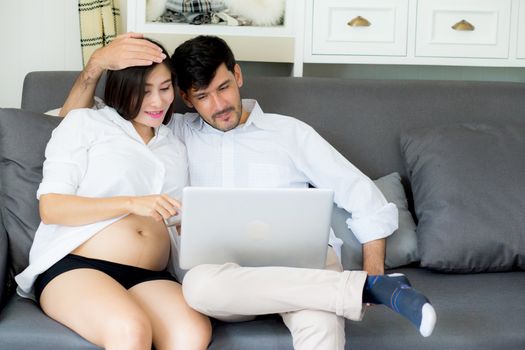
182, 265, 211, 310
284, 311, 345, 349
182, 264, 233, 311
168, 317, 212, 350
105, 313, 152, 349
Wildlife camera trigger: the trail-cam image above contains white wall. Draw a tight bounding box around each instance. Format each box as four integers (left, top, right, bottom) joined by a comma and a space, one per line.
0, 0, 82, 108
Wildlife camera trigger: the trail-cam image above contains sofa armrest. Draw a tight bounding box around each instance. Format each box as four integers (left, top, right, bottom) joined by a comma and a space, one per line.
0, 218, 8, 310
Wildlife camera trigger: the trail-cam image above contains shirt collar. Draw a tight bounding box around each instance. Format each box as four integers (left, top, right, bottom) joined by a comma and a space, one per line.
189, 99, 277, 133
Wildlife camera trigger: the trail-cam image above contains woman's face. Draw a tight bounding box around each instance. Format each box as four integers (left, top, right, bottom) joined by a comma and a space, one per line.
133, 63, 174, 128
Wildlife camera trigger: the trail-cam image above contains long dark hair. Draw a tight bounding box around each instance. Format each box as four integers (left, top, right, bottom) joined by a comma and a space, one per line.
104, 38, 175, 125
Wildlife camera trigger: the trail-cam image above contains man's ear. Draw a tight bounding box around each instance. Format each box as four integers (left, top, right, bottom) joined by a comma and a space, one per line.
234, 63, 243, 88
179, 90, 194, 108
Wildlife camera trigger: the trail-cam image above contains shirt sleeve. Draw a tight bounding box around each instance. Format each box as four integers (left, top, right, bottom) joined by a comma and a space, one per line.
36, 110, 90, 199
293, 123, 398, 244
165, 114, 185, 140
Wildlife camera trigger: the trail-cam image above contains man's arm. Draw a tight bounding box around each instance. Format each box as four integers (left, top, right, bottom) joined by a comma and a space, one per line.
362, 238, 386, 275
59, 33, 166, 117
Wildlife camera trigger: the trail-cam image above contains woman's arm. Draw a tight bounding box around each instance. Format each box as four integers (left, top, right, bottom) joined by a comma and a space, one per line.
39, 193, 180, 226
59, 33, 166, 117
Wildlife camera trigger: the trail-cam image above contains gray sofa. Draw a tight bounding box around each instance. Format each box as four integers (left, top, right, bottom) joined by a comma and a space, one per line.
1, 71, 524, 349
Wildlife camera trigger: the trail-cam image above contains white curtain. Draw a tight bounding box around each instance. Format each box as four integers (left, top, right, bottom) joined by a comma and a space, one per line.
78, 0, 122, 66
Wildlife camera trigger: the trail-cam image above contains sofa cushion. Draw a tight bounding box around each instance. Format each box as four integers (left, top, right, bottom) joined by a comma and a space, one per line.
0, 108, 60, 277
332, 172, 418, 270
0, 296, 100, 350
401, 122, 525, 272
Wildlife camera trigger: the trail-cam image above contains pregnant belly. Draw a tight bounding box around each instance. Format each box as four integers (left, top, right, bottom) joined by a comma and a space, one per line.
71, 214, 171, 271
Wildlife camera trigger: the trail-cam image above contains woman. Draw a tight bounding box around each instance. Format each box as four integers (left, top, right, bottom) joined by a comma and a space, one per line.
15, 40, 211, 349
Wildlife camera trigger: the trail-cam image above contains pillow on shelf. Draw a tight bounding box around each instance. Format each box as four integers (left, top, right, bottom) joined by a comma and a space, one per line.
401, 122, 525, 273
0, 108, 61, 276
332, 172, 419, 270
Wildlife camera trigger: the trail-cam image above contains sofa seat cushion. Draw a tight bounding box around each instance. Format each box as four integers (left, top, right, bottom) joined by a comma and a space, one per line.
2, 269, 524, 350
209, 315, 293, 350
0, 295, 100, 350
0, 294, 293, 350
346, 268, 525, 349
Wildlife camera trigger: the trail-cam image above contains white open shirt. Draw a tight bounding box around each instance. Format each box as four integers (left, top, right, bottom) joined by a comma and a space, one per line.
16, 107, 188, 298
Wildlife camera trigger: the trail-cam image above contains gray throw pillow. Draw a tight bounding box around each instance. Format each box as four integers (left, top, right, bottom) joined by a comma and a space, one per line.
0, 108, 61, 277
401, 122, 525, 272
332, 172, 419, 270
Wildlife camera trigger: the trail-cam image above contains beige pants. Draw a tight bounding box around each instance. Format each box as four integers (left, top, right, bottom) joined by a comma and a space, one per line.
182, 248, 367, 350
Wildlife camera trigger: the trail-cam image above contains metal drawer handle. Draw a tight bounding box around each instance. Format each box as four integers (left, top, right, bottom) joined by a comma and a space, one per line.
347, 16, 371, 27
452, 19, 475, 31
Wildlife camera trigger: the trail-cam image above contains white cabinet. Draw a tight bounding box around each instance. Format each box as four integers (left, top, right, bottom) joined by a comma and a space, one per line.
304, 0, 525, 69
126, 0, 525, 76
126, 0, 305, 76
311, 0, 409, 57
415, 0, 512, 59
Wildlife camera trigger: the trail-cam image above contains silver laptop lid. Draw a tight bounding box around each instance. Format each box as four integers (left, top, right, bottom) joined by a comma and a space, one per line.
179, 187, 334, 269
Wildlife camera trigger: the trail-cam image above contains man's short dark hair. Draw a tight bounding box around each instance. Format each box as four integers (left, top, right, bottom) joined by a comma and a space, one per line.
171, 35, 236, 93
104, 38, 175, 125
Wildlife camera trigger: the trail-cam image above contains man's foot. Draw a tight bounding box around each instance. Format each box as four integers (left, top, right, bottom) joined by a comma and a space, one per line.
363, 274, 436, 337
385, 273, 411, 286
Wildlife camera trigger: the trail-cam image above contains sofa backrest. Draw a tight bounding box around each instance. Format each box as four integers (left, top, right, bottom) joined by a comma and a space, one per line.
22, 71, 525, 180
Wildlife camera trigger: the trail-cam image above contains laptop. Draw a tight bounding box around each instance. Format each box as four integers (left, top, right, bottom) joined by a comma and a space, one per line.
178, 187, 334, 269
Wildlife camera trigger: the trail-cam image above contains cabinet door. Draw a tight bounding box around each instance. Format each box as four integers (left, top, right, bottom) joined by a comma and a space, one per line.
416, 0, 512, 59
311, 0, 409, 56
518, 0, 525, 59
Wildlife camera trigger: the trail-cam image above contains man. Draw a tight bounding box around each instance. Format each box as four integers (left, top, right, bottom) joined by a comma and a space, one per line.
60, 33, 436, 350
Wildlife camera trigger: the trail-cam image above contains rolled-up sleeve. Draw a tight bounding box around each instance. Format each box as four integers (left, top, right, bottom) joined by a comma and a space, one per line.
345, 200, 398, 243
37, 111, 89, 199
294, 123, 398, 243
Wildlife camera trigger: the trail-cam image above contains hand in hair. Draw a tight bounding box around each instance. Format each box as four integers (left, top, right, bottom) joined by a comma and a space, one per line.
90, 33, 166, 73
60, 33, 167, 117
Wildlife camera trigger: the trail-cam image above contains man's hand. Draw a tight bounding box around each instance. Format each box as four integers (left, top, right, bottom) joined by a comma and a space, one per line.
88, 32, 166, 75
60, 33, 167, 117
127, 194, 181, 222
362, 238, 386, 275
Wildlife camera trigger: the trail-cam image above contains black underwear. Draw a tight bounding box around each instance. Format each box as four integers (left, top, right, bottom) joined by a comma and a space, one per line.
34, 254, 177, 302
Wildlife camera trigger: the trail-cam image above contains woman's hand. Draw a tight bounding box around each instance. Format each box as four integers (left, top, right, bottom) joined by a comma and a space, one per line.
127, 194, 181, 222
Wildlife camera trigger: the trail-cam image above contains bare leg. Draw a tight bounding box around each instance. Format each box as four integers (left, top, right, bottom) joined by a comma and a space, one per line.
39, 269, 152, 350
129, 280, 212, 350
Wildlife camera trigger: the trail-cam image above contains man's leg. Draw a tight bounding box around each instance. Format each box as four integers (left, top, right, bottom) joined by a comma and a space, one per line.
182, 250, 436, 337
281, 309, 345, 350
182, 249, 367, 321
280, 247, 346, 350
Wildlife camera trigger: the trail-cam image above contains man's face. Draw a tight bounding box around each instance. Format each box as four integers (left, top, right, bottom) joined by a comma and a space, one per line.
181, 63, 249, 132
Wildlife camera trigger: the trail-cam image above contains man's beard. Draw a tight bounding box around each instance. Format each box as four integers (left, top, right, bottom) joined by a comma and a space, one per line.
209, 102, 243, 132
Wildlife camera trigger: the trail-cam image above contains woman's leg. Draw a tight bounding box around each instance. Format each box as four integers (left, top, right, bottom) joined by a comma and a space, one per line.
129, 280, 212, 350
39, 268, 152, 350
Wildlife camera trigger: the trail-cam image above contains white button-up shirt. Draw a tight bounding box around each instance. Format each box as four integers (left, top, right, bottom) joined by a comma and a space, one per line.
16, 107, 188, 298
168, 99, 398, 257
